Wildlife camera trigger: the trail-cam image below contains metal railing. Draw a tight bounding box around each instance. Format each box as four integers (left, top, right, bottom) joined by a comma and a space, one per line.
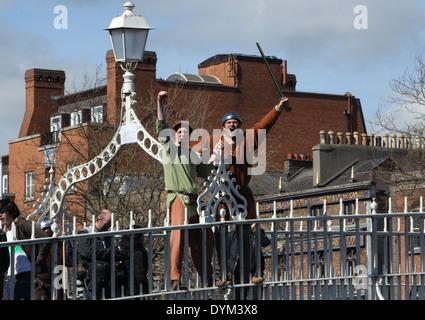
2, 199, 425, 300
40, 131, 60, 147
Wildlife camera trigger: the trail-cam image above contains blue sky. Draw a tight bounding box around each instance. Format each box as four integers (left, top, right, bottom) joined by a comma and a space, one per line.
1, 0, 425, 156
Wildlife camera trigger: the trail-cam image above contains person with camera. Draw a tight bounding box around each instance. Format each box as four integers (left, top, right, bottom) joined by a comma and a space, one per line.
77, 209, 127, 299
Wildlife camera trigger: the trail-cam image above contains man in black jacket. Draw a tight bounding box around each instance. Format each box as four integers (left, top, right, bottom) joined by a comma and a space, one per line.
0, 228, 9, 300
77, 209, 127, 299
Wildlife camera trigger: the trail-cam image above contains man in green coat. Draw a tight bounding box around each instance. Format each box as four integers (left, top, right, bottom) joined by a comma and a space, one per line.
156, 91, 221, 290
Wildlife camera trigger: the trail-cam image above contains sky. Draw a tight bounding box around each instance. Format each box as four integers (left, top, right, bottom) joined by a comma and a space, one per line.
1, 0, 425, 156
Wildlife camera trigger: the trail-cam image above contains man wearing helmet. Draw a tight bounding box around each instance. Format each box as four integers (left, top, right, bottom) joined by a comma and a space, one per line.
39, 216, 53, 235
204, 97, 289, 219
192, 97, 290, 287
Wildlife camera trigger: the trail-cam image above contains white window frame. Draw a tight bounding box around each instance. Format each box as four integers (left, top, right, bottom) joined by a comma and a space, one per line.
50, 115, 62, 132
2, 175, 8, 194
25, 171, 35, 201
50, 115, 62, 142
70, 110, 82, 127
91, 105, 103, 124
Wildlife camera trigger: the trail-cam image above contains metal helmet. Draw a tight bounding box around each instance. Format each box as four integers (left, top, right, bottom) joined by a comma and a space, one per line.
39, 216, 52, 229
221, 112, 242, 126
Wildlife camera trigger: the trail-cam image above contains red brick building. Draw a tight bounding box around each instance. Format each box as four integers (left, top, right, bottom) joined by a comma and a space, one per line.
7, 49, 366, 218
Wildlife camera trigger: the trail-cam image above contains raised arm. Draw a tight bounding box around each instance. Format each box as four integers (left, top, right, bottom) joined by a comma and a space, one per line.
157, 90, 168, 121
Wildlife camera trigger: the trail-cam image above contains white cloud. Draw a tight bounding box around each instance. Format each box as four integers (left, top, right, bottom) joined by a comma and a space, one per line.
368, 104, 425, 142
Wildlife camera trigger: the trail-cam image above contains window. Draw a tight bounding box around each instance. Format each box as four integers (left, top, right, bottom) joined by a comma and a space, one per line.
91, 105, 103, 124
346, 249, 357, 275
2, 175, 8, 194
50, 116, 61, 132
50, 115, 62, 143
344, 201, 355, 225
25, 171, 35, 200
411, 211, 423, 252
310, 205, 324, 229
311, 253, 326, 278
70, 111, 82, 126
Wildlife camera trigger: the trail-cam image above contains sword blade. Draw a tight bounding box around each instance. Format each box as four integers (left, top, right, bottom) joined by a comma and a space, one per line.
256, 42, 287, 100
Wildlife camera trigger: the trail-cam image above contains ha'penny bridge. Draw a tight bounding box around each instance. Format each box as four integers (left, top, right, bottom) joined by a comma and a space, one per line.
4, 192, 425, 300
3, 3, 425, 301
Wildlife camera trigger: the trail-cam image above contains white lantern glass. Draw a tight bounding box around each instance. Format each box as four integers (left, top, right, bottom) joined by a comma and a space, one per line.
109, 29, 125, 62
106, 3, 153, 63
109, 28, 149, 63
126, 28, 148, 62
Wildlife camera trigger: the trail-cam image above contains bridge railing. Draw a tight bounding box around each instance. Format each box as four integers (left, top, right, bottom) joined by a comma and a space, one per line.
1, 199, 425, 300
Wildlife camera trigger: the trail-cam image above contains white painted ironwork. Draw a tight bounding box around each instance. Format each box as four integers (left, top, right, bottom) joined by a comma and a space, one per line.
24, 2, 162, 222
6, 197, 425, 300
197, 152, 248, 223
28, 60, 163, 222
27, 166, 55, 221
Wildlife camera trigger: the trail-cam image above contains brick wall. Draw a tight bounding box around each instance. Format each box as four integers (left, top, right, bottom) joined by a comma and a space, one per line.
9, 135, 44, 216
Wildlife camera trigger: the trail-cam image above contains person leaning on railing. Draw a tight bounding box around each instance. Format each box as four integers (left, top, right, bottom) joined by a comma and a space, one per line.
0, 197, 51, 300
76, 209, 128, 299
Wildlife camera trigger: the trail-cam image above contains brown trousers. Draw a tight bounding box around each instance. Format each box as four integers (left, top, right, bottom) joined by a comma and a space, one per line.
170, 196, 214, 282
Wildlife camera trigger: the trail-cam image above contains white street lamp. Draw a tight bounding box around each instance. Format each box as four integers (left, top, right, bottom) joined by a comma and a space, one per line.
105, 1, 162, 160
30, 2, 161, 234
107, 2, 153, 65
106, 2, 154, 94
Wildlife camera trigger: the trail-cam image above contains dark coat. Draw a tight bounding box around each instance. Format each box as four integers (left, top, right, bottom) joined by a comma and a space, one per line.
119, 234, 149, 295
250, 228, 270, 276
77, 227, 127, 292
226, 227, 270, 276
0, 229, 9, 274
13, 216, 51, 274
123, 249, 149, 295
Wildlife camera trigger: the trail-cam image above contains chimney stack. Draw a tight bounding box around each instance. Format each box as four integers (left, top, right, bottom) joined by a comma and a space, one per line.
20, 69, 65, 137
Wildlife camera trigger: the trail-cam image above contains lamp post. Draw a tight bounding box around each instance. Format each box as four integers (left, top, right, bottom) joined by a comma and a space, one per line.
107, 2, 152, 63
30, 2, 162, 225
105, 2, 162, 160
107, 2, 153, 94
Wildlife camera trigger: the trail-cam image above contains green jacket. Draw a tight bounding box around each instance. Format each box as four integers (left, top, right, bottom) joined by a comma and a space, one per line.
156, 119, 213, 218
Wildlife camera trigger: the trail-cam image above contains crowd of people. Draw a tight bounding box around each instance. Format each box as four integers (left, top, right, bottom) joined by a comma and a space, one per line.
0, 91, 289, 300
